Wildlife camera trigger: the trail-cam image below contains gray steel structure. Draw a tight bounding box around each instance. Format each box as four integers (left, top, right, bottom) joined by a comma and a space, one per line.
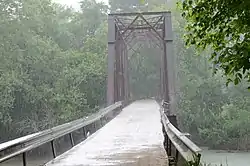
107, 11, 175, 115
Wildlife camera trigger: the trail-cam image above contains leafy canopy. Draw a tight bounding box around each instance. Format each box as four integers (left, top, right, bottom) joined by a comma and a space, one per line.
0, 0, 108, 141
180, 0, 250, 86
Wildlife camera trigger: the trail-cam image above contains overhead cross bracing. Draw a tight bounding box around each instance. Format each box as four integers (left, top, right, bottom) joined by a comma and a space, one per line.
111, 11, 170, 52
107, 11, 176, 116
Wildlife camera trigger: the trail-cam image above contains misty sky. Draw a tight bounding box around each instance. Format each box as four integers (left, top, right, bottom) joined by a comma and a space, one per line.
55, 0, 108, 9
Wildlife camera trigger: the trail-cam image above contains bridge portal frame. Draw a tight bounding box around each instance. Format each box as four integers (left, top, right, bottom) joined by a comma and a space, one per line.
107, 11, 175, 115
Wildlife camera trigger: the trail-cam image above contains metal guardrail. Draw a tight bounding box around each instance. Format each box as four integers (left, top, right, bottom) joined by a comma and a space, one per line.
0, 101, 122, 166
160, 106, 202, 165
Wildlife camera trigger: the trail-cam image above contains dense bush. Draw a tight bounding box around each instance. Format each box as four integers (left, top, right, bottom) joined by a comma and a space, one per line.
0, 0, 107, 142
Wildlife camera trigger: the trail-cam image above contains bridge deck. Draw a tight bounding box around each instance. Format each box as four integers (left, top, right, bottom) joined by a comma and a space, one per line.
46, 100, 167, 166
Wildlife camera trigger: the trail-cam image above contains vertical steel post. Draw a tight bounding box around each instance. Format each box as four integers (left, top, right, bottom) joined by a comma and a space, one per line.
160, 42, 165, 101
117, 37, 123, 102
168, 138, 172, 156
120, 39, 125, 101
93, 122, 96, 131
162, 19, 170, 115
107, 15, 116, 105
83, 127, 87, 139
69, 133, 74, 147
175, 150, 179, 166
114, 38, 119, 102
100, 117, 104, 127
123, 45, 129, 103
163, 13, 174, 115
51, 140, 56, 158
22, 152, 27, 166
162, 122, 168, 152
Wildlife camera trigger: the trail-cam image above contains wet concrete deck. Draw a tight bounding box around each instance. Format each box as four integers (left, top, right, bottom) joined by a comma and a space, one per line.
46, 100, 167, 166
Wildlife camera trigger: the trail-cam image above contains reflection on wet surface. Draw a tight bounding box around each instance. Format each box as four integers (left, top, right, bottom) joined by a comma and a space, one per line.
45, 100, 168, 166
104, 147, 168, 166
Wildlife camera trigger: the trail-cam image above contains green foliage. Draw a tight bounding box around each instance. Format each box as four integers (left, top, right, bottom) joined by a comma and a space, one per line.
129, 47, 161, 100
171, 2, 250, 150
179, 0, 250, 86
0, 0, 107, 141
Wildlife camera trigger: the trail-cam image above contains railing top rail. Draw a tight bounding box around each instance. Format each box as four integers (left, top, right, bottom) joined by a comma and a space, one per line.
0, 133, 41, 152
0, 101, 122, 163
0, 117, 86, 152
160, 105, 202, 163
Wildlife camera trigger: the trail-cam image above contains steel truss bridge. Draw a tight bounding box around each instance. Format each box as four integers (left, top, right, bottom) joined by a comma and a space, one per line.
0, 11, 201, 166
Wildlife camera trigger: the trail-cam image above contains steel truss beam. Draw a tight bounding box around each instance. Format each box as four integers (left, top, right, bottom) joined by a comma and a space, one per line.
107, 11, 175, 115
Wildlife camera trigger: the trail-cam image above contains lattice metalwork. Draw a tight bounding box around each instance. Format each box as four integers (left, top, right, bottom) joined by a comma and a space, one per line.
107, 11, 175, 115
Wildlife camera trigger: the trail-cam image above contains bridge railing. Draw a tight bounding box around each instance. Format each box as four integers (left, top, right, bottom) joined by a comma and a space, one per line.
0, 101, 123, 166
160, 103, 202, 165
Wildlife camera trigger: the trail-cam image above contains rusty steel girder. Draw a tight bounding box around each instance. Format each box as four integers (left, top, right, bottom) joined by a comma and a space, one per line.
107, 11, 175, 115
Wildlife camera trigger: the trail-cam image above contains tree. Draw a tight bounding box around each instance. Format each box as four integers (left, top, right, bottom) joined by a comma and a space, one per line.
0, 0, 108, 141
129, 47, 161, 99
147, 0, 250, 150
180, 0, 250, 86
